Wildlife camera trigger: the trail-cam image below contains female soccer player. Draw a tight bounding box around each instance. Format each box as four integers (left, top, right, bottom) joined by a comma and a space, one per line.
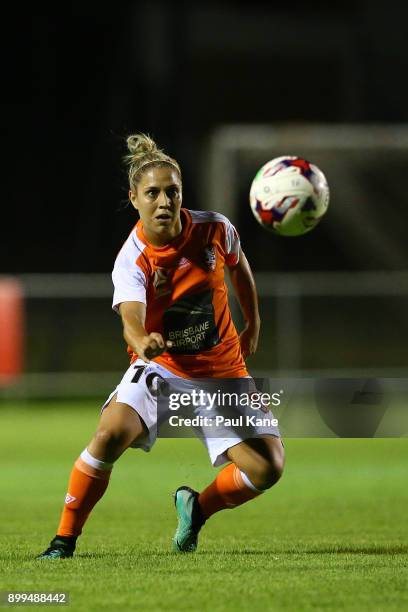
38, 134, 284, 559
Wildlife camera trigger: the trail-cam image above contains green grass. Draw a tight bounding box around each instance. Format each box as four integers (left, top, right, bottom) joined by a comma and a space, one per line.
0, 402, 407, 611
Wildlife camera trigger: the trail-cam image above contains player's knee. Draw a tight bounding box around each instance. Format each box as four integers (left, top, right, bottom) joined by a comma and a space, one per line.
259, 459, 284, 489
93, 426, 130, 451
249, 452, 284, 490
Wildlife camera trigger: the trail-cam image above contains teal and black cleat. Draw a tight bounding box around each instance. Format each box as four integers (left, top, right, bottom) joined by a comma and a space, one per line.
36, 536, 76, 560
173, 486, 205, 553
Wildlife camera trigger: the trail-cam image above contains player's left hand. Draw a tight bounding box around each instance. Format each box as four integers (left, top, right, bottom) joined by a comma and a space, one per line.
239, 322, 260, 359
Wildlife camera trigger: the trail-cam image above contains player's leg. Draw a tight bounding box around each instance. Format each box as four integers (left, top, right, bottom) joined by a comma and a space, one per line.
37, 395, 147, 559
199, 436, 284, 516
173, 436, 284, 552
87, 394, 148, 462
226, 434, 284, 489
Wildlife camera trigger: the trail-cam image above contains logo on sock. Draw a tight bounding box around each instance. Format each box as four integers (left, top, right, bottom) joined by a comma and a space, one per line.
65, 493, 76, 504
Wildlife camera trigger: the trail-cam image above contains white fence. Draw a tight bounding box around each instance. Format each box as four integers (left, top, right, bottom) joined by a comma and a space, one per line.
0, 271, 407, 399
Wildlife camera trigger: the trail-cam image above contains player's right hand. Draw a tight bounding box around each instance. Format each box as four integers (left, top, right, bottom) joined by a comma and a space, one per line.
136, 332, 173, 363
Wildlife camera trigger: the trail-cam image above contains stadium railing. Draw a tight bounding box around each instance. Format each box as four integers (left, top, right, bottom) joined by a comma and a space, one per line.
0, 271, 407, 399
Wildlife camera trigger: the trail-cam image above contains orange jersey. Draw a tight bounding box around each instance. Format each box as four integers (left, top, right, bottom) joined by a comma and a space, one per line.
112, 208, 248, 378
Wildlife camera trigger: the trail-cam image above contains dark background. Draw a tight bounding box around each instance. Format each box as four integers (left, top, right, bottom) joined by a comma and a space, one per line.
3, 1, 408, 274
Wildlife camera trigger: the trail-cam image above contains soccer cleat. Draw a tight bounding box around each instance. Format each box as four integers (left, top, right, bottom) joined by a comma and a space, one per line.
173, 486, 205, 553
36, 536, 76, 560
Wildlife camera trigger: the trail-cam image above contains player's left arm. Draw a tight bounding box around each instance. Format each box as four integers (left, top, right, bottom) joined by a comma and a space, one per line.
227, 248, 260, 359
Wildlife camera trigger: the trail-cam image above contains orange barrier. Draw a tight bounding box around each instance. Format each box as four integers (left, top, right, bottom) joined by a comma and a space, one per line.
0, 277, 24, 385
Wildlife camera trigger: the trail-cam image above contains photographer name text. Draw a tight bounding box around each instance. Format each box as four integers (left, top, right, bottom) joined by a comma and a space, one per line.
168, 415, 279, 428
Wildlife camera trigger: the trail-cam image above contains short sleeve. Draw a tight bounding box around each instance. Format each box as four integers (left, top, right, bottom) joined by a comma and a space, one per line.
223, 218, 240, 267
112, 236, 147, 313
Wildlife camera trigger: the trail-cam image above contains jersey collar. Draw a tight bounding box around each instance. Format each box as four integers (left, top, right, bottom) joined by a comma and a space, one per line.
136, 208, 192, 267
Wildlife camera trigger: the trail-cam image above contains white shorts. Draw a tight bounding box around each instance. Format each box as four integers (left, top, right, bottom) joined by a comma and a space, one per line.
103, 359, 281, 467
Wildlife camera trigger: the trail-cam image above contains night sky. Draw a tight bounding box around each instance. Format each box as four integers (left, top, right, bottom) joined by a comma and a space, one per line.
3, 2, 407, 274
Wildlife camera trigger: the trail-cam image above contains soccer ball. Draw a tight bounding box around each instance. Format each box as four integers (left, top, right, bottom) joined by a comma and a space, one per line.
249, 156, 329, 236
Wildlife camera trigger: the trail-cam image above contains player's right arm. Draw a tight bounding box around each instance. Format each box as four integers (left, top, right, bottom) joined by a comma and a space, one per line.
119, 301, 172, 363
112, 233, 171, 362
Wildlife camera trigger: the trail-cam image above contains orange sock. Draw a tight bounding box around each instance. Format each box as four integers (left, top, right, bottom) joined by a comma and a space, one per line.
198, 463, 262, 519
57, 452, 112, 537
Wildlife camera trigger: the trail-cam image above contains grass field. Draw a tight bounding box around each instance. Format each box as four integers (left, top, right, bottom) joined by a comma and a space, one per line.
1, 401, 407, 611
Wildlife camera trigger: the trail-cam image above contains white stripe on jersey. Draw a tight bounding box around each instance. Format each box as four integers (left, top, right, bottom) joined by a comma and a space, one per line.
188, 209, 240, 260
112, 228, 148, 312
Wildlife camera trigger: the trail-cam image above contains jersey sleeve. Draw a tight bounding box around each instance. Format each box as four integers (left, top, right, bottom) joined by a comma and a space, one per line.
112, 236, 147, 313
223, 218, 241, 267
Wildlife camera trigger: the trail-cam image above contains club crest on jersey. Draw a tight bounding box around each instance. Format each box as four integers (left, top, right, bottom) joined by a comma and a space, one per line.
153, 268, 172, 297
203, 245, 216, 271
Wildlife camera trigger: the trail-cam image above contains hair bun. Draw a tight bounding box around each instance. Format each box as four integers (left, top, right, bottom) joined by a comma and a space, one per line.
126, 133, 160, 156
124, 132, 181, 189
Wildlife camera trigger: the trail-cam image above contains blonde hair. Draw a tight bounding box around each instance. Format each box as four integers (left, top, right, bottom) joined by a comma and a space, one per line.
124, 133, 181, 191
